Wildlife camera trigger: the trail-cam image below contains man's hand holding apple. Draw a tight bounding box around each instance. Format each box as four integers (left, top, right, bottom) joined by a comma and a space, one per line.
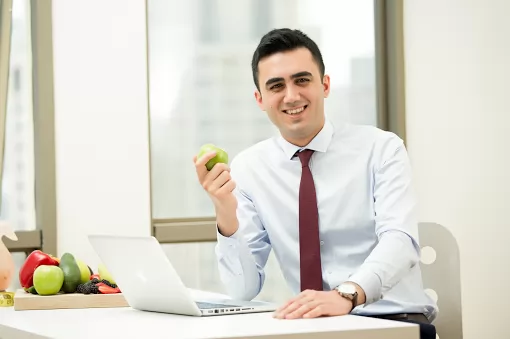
194, 145, 239, 237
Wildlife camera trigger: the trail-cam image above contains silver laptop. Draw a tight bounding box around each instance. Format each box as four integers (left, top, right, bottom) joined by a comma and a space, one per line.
88, 234, 277, 316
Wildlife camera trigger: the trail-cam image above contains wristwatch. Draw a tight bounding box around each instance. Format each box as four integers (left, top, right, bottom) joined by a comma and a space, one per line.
334, 282, 358, 311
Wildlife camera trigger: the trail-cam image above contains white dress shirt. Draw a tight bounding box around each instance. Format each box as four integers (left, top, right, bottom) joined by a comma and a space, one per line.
215, 118, 438, 321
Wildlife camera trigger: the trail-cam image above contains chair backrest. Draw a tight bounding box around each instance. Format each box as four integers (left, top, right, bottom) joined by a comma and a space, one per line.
418, 222, 463, 339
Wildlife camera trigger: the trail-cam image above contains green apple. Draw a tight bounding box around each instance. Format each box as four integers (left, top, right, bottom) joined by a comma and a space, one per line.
33, 265, 64, 296
98, 263, 116, 284
197, 144, 229, 171
76, 259, 91, 284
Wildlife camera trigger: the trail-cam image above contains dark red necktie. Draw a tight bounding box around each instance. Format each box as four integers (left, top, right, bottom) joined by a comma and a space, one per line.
297, 149, 323, 291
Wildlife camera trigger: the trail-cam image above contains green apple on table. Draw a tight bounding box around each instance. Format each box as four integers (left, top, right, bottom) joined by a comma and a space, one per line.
33, 265, 64, 296
197, 144, 229, 171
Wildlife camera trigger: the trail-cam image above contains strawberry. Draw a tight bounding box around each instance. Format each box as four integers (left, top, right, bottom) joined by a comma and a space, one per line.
98, 285, 121, 294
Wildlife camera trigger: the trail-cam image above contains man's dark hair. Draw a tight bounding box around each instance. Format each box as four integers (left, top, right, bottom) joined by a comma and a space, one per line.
251, 28, 325, 91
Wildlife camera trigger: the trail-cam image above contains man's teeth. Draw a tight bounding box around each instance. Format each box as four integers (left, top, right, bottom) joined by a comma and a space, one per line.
286, 106, 305, 114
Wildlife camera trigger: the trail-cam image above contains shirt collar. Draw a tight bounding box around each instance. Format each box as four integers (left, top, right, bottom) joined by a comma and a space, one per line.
277, 119, 335, 160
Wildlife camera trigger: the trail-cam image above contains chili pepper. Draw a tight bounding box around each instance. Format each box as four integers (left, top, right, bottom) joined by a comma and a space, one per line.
19, 250, 60, 288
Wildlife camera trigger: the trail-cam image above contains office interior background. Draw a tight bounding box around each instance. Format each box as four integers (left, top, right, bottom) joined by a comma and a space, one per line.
1, 0, 508, 338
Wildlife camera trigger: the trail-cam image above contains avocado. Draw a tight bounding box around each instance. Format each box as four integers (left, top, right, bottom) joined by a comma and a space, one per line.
59, 253, 82, 293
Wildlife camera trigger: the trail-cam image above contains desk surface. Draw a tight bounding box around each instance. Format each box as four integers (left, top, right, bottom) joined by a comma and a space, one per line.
0, 289, 419, 339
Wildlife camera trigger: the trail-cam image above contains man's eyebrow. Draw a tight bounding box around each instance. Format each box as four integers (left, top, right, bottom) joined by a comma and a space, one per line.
265, 77, 284, 87
265, 71, 313, 87
290, 71, 313, 79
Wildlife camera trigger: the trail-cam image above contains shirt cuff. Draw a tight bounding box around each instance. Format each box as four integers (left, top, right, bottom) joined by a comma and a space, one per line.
216, 224, 242, 251
348, 269, 383, 306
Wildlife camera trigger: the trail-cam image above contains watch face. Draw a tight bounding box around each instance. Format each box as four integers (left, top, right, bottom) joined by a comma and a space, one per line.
339, 283, 357, 294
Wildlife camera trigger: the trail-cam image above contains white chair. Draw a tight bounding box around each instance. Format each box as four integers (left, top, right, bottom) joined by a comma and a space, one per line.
418, 222, 463, 339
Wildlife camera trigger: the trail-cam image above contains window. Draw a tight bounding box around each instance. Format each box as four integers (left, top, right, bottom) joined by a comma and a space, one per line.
147, 0, 380, 303
0, 0, 35, 232
0, 0, 35, 291
148, 0, 377, 219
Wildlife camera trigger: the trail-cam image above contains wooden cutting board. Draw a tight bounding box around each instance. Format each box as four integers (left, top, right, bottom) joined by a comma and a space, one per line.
13, 289, 129, 311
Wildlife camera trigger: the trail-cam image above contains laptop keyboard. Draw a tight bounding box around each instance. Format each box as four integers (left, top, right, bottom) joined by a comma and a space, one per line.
196, 301, 239, 309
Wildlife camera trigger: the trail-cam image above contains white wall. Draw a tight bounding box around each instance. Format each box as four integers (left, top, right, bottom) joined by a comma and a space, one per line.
47, 0, 510, 336
51, 0, 152, 269
404, 1, 509, 338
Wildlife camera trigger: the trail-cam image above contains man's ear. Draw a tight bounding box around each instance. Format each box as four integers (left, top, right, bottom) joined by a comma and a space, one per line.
323, 75, 331, 98
254, 90, 265, 111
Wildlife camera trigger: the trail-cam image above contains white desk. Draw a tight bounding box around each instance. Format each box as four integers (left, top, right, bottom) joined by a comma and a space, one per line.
0, 289, 419, 339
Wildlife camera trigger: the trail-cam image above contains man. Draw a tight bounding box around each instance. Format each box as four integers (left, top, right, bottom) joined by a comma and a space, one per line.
194, 28, 438, 339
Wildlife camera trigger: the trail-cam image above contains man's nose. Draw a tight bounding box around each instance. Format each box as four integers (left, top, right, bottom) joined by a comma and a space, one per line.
283, 85, 301, 104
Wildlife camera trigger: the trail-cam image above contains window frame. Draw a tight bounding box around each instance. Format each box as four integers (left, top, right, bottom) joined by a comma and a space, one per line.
150, 0, 408, 243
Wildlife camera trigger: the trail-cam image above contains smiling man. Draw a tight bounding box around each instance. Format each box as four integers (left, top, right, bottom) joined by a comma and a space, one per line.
194, 28, 438, 339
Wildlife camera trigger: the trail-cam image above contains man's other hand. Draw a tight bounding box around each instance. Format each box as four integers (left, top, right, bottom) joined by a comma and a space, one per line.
273, 290, 352, 319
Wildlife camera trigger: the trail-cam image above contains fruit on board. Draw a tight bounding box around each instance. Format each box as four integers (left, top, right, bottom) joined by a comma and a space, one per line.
197, 144, 228, 171
33, 265, 64, 296
76, 280, 99, 294
98, 263, 116, 285
59, 253, 82, 293
97, 285, 120, 294
76, 278, 120, 294
76, 259, 91, 284
18, 250, 59, 288
19, 250, 103, 295
96, 279, 117, 288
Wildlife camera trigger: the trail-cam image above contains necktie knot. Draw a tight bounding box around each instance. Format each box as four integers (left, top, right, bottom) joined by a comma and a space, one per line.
297, 149, 314, 168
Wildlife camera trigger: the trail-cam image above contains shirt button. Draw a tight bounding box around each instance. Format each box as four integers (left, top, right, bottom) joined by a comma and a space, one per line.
320, 240, 324, 246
